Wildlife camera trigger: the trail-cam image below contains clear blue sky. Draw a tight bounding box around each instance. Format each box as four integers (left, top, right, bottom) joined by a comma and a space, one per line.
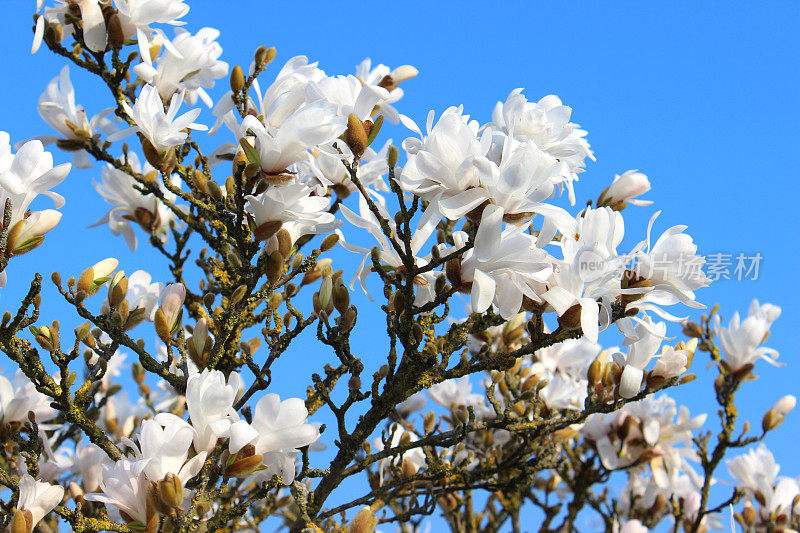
0, 0, 797, 526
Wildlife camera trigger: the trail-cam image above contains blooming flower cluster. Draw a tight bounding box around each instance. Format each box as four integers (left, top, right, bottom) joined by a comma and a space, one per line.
1, 2, 794, 532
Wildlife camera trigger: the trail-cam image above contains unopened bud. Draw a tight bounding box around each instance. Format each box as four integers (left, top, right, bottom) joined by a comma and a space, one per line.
321, 233, 339, 252
230, 65, 245, 93
158, 473, 183, 509
387, 145, 399, 168
254, 46, 276, 68
266, 251, 285, 287
344, 113, 368, 158
348, 506, 378, 533
230, 284, 248, 306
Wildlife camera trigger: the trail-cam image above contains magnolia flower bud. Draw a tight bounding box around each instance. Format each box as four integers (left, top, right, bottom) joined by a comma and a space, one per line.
320, 233, 339, 252
344, 113, 368, 158
107, 271, 128, 309
597, 170, 651, 210
160, 283, 185, 328
266, 251, 285, 287
254, 46, 276, 68
158, 474, 183, 509
189, 317, 213, 366
7, 210, 62, 256
347, 507, 378, 533
387, 145, 399, 168
230, 65, 245, 93
762, 395, 796, 433
76, 258, 118, 296
10, 509, 31, 533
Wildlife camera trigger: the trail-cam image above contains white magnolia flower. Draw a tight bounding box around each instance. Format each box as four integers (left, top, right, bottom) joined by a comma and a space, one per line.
428, 376, 485, 411
124, 414, 206, 484
134, 27, 228, 106
73, 440, 111, 492
237, 102, 346, 175
373, 424, 425, 485
123, 270, 165, 321
0, 369, 57, 424
299, 139, 391, 198
727, 443, 780, 496
713, 300, 780, 371
306, 74, 390, 122
0, 134, 69, 265
101, 391, 148, 438
489, 88, 594, 174
245, 182, 339, 244
111, 84, 207, 152
33, 1, 107, 54
542, 207, 635, 342
34, 65, 116, 168
84, 458, 150, 523
17, 474, 64, 530
612, 316, 668, 398
538, 372, 587, 411
399, 106, 489, 211
210, 55, 326, 136
338, 194, 438, 306
185, 369, 244, 452
355, 58, 417, 123
451, 204, 553, 319
91, 151, 178, 250
582, 395, 704, 486
598, 170, 652, 208
632, 212, 709, 317
115, 0, 190, 46
233, 393, 320, 484
396, 391, 427, 417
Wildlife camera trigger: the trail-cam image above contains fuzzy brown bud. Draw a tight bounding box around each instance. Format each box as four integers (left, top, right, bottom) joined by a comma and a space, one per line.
230, 65, 245, 93
344, 113, 368, 158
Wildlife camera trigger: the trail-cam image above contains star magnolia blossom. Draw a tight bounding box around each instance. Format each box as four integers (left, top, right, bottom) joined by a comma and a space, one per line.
33, 0, 107, 54
73, 441, 111, 492
0, 133, 68, 265
450, 204, 553, 319
428, 376, 486, 411
0, 369, 57, 424
299, 139, 392, 198
582, 395, 705, 489
305, 74, 390, 123
124, 414, 207, 485
34, 65, 116, 168
111, 84, 207, 152
115, 0, 190, 53
355, 58, 418, 124
713, 299, 781, 371
245, 182, 340, 243
185, 369, 244, 452
488, 88, 594, 175
84, 458, 150, 523
612, 316, 669, 398
16, 473, 64, 531
210, 55, 326, 136
727, 444, 800, 523
230, 393, 321, 484
338, 194, 438, 305
399, 106, 490, 216
91, 152, 179, 250
120, 269, 165, 321
632, 212, 709, 318
134, 27, 228, 107
598, 170, 652, 209
237, 102, 346, 175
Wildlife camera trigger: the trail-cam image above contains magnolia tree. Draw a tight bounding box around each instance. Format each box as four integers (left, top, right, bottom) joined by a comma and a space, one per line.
0, 2, 795, 533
